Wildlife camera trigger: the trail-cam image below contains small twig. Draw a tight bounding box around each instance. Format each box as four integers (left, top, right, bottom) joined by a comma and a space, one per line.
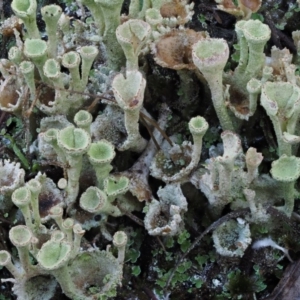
163, 208, 250, 295
92, 232, 101, 245
24, 85, 42, 118
264, 12, 296, 53
21, 86, 30, 114
156, 236, 166, 253
0, 216, 12, 225
116, 204, 145, 227
0, 111, 7, 125
140, 114, 160, 151
142, 286, 159, 300
140, 112, 173, 147
86, 96, 102, 113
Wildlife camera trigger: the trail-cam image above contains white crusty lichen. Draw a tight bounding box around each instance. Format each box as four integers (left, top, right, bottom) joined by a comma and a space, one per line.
213, 218, 252, 257
0, 160, 25, 211
190, 131, 285, 218
144, 183, 187, 236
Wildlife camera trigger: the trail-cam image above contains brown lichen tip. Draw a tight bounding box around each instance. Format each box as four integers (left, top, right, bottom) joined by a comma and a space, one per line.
34, 173, 64, 221
160, 0, 194, 26
0, 76, 21, 111
239, 0, 262, 13
160, 0, 188, 19
224, 0, 262, 11
216, 0, 261, 19
216, 0, 242, 16
152, 29, 208, 70
0, 16, 22, 37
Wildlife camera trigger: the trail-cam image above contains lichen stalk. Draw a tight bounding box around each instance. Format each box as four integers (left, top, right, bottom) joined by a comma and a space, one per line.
27, 179, 42, 230
0, 251, 22, 279
192, 39, 235, 131
51, 265, 79, 299
41, 5, 62, 57
234, 20, 248, 76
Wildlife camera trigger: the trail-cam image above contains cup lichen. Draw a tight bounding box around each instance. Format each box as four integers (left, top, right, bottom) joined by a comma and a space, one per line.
2, 0, 300, 298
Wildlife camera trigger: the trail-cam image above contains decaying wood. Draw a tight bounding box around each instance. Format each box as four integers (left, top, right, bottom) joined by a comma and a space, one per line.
265, 260, 300, 300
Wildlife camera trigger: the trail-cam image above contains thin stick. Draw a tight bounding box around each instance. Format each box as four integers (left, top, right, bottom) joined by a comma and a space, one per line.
24, 85, 42, 118
116, 204, 144, 227
140, 112, 173, 147
156, 236, 166, 253
140, 114, 160, 151
86, 96, 102, 113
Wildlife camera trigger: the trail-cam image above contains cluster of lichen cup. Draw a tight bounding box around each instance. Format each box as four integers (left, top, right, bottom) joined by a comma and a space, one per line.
2, 0, 300, 298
